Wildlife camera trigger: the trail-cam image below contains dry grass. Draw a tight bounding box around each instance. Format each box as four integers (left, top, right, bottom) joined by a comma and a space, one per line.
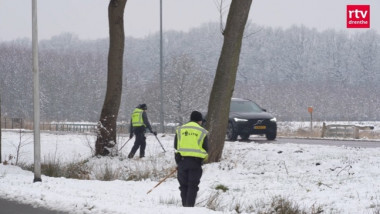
195, 193, 324, 214
205, 192, 222, 211
19, 159, 90, 180
359, 131, 380, 139
19, 153, 175, 183
159, 197, 180, 205
120, 156, 174, 181
257, 196, 323, 214
94, 163, 122, 181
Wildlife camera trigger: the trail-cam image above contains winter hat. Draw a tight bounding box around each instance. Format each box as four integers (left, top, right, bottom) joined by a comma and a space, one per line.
139, 104, 147, 110
190, 111, 203, 122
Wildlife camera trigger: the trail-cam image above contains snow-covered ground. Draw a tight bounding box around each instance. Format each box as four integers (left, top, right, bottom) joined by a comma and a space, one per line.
1, 129, 380, 213
278, 121, 380, 132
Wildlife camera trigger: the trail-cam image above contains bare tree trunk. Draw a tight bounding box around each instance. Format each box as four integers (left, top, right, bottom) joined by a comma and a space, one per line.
206, 0, 252, 163
95, 0, 127, 156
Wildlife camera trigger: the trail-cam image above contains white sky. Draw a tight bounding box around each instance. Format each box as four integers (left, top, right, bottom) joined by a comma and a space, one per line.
1, 127, 380, 213
0, 0, 379, 41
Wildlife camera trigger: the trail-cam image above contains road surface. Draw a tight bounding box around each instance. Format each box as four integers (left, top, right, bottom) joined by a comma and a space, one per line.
0, 198, 67, 214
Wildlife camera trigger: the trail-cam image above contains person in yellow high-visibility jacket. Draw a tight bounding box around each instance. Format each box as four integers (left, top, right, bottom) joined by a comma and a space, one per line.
174, 111, 208, 207
128, 104, 157, 158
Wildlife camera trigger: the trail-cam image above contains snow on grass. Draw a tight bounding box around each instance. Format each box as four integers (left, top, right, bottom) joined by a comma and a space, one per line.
0, 130, 380, 213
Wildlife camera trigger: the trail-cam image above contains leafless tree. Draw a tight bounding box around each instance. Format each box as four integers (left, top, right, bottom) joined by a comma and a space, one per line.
7, 129, 32, 165
95, 0, 127, 156
206, 0, 252, 163
163, 54, 210, 125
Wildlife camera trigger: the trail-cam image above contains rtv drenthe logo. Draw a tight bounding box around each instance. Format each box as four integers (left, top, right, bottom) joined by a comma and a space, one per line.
347, 5, 370, 28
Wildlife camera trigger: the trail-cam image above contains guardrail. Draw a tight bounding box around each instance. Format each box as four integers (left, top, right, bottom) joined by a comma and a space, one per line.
43, 123, 101, 133
321, 122, 374, 139
1, 118, 178, 134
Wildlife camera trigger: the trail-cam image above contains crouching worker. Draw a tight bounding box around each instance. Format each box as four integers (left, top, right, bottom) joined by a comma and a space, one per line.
174, 111, 208, 207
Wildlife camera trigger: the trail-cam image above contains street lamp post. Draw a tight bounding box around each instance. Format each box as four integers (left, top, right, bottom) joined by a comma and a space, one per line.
0, 91, 2, 163
32, 0, 41, 182
159, 0, 165, 133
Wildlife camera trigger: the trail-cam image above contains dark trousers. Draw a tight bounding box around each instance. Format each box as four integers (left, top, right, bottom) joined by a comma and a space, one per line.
177, 158, 203, 207
128, 131, 146, 158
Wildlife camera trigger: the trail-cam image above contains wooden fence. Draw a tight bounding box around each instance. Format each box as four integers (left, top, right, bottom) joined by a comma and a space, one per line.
1, 118, 24, 129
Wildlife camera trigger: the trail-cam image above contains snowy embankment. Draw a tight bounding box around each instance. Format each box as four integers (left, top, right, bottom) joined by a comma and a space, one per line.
0, 130, 380, 213
278, 121, 380, 132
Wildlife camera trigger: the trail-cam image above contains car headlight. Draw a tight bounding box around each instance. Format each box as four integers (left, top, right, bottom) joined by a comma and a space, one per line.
270, 117, 277, 122
234, 118, 248, 122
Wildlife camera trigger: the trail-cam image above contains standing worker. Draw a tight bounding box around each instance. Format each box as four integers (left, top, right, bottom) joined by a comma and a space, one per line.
174, 111, 208, 207
128, 104, 157, 158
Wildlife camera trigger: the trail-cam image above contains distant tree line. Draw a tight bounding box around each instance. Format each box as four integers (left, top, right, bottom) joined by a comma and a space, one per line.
1, 23, 379, 123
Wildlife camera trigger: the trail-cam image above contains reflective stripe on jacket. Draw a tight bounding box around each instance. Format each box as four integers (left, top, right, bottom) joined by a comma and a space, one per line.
176, 121, 208, 159
131, 108, 145, 127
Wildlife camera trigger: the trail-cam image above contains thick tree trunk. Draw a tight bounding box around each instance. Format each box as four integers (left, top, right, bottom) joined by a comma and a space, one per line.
95, 0, 127, 156
206, 0, 252, 162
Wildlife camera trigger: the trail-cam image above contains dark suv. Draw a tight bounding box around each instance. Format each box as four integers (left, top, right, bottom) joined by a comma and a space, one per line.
226, 98, 277, 141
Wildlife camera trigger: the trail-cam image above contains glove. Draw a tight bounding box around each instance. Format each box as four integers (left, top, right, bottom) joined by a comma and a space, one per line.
129, 133, 133, 139
175, 153, 182, 164
153, 131, 157, 136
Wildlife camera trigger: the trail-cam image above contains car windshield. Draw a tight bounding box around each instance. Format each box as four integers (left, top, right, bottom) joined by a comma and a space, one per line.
230, 101, 263, 113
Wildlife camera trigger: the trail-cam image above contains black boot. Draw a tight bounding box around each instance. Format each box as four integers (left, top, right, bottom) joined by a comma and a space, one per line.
128, 152, 134, 159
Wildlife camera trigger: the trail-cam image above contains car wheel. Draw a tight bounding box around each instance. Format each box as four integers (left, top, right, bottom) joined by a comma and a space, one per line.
226, 122, 238, 141
240, 133, 250, 141
266, 131, 277, 140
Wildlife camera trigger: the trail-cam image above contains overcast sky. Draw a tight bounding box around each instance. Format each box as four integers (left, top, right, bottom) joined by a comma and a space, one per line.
0, 0, 378, 41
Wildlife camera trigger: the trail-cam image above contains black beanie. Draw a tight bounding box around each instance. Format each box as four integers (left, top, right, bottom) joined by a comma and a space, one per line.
139, 104, 147, 110
190, 111, 203, 122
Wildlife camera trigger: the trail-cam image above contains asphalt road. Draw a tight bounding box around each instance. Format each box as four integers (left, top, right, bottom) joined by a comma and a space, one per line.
0, 198, 67, 214
247, 136, 380, 148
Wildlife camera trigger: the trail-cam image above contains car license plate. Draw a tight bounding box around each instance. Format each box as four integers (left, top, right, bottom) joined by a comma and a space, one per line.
254, 125, 266, 130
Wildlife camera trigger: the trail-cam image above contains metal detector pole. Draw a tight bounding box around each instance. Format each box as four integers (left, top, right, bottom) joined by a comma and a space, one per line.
118, 137, 132, 152
155, 135, 166, 152
32, 0, 41, 182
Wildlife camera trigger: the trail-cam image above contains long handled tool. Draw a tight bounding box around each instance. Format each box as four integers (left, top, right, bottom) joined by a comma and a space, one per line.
147, 168, 177, 194
118, 137, 132, 152
154, 135, 166, 152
